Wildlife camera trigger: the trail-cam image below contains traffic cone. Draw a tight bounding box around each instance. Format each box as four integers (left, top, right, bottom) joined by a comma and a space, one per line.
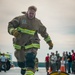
60, 57, 65, 72
60, 65, 65, 72
48, 67, 52, 74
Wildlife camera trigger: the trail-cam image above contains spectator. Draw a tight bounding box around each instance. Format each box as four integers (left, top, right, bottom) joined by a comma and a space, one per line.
65, 51, 68, 72
0, 53, 7, 72
45, 53, 50, 72
71, 50, 75, 74
62, 51, 68, 72
67, 52, 72, 73
50, 52, 57, 72
56, 51, 61, 71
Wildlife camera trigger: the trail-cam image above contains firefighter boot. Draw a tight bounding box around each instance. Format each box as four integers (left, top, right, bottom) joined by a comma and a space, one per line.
21, 68, 26, 75
24, 71, 34, 75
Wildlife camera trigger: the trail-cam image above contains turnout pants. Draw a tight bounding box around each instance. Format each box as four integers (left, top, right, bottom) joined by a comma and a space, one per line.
14, 48, 38, 75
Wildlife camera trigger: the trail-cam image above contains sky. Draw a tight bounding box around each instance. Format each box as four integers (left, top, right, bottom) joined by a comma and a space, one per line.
0, 0, 75, 62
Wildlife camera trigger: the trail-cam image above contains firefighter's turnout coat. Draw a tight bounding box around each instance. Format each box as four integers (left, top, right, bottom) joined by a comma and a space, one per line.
8, 13, 51, 49
8, 13, 51, 61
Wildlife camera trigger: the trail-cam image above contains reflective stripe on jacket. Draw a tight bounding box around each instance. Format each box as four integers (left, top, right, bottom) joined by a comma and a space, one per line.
13, 43, 40, 50
8, 14, 51, 49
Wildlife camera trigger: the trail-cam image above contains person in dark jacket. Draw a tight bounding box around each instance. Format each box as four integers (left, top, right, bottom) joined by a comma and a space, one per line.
56, 51, 61, 71
67, 52, 72, 73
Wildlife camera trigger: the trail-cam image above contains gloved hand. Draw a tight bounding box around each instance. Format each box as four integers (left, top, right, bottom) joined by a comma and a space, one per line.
48, 41, 53, 50
12, 30, 20, 37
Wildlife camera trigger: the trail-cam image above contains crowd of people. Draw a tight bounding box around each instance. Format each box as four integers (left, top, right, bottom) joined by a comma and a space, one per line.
45, 50, 75, 74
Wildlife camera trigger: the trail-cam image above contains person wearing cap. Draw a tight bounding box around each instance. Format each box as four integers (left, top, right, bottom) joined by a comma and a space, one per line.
8, 6, 53, 75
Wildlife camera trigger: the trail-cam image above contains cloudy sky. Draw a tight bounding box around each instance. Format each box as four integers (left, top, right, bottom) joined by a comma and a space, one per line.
0, 0, 75, 62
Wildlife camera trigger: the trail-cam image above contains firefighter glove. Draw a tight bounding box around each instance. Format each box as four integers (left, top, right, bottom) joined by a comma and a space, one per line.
12, 30, 20, 37
48, 40, 53, 50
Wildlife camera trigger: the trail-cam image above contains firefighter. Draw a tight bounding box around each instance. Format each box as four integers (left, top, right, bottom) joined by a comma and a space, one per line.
8, 6, 53, 75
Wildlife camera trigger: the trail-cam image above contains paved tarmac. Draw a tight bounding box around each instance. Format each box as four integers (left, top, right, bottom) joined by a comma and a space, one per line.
0, 67, 74, 75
